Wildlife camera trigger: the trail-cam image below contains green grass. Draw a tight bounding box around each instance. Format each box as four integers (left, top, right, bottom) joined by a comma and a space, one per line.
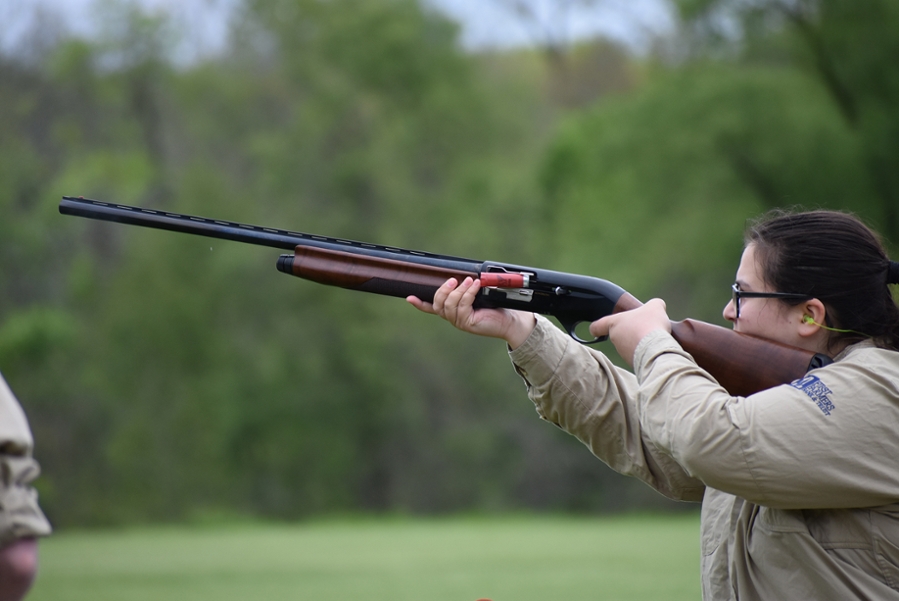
29, 513, 701, 601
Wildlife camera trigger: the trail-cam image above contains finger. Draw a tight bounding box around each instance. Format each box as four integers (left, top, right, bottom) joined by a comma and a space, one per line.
450, 278, 481, 327
406, 296, 436, 314
443, 277, 473, 324
589, 314, 615, 339
432, 278, 459, 315
460, 278, 482, 307
648, 298, 668, 313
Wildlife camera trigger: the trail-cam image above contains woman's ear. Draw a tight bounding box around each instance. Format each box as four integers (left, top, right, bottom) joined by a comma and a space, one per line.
797, 298, 828, 338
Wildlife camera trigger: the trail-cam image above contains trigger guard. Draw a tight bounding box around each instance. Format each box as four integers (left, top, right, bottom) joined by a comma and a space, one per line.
575, 333, 607, 345
560, 320, 606, 345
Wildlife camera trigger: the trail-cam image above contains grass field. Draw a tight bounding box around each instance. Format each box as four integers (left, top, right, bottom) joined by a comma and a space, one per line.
28, 513, 701, 601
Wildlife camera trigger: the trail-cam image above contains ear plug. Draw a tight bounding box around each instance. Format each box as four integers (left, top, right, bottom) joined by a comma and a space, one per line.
802, 315, 862, 335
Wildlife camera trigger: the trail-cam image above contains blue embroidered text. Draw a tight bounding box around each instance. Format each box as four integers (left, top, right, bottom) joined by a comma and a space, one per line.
790, 375, 835, 416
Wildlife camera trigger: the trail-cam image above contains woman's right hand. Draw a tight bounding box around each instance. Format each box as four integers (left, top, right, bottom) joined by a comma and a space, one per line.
406, 277, 536, 349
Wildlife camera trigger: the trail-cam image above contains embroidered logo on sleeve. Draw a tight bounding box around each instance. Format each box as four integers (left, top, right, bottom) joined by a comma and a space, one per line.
789, 375, 835, 416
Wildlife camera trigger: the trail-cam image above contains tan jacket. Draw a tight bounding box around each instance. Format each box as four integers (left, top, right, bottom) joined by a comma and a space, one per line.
509, 316, 899, 600
0, 374, 52, 546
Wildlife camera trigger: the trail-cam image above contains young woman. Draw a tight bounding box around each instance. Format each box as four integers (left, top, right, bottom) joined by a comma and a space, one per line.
409, 209, 899, 600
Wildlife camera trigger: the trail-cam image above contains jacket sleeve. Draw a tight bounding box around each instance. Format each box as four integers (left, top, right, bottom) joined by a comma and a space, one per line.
0, 374, 53, 545
509, 316, 705, 502
634, 330, 899, 509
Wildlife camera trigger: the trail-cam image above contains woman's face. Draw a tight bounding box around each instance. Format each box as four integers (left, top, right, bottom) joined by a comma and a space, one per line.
722, 244, 806, 347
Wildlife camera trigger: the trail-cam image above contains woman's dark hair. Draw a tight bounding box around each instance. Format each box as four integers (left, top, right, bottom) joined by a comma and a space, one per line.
746, 209, 899, 351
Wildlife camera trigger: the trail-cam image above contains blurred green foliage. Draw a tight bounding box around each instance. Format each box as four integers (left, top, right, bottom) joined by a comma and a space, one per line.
0, 0, 896, 527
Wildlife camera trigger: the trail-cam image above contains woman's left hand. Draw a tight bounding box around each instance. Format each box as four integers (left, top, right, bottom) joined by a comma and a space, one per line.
590, 298, 672, 366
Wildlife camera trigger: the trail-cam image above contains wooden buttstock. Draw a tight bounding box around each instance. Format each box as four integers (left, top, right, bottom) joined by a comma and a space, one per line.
671, 320, 822, 397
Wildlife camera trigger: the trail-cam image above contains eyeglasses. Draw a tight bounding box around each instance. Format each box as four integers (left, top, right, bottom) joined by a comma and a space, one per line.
731, 284, 812, 319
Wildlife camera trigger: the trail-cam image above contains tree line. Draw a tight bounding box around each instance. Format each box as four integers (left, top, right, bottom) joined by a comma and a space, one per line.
0, 0, 895, 527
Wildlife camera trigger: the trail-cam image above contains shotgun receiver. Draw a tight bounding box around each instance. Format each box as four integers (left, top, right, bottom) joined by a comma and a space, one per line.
59, 196, 831, 396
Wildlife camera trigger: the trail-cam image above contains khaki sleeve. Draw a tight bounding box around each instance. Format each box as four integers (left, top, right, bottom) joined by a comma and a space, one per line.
509, 316, 704, 502
0, 375, 52, 545
0, 376, 34, 453
634, 332, 899, 509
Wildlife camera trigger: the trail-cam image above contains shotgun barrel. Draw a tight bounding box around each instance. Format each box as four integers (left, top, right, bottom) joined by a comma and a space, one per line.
58, 196, 483, 273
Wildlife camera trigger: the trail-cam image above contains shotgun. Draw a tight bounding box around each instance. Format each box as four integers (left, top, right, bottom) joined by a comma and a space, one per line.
59, 196, 831, 396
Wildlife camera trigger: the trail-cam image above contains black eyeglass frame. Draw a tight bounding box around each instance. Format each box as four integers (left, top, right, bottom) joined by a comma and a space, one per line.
731, 284, 812, 319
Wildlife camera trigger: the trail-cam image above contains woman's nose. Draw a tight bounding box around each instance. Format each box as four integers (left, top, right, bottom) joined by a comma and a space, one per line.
723, 299, 736, 322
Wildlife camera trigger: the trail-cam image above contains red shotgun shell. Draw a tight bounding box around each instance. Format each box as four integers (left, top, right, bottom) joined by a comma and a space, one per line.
479, 273, 526, 288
